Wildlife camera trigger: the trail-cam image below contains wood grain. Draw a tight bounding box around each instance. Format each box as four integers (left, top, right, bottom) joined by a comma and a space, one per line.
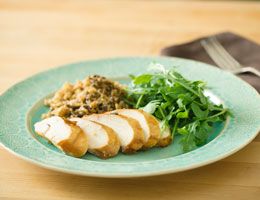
0, 0, 259, 199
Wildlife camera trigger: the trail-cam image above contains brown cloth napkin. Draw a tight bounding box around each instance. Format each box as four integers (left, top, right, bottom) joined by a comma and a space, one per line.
161, 32, 260, 92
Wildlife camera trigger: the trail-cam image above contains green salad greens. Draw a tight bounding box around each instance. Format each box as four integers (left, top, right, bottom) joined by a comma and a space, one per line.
126, 64, 229, 152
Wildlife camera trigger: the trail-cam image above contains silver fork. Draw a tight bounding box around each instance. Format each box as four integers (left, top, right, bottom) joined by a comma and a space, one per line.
201, 36, 260, 77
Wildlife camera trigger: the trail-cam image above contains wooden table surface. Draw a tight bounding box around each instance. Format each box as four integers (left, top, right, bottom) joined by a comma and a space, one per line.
0, 0, 259, 199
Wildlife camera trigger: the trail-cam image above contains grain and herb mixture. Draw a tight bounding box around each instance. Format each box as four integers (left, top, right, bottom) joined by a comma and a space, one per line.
42, 75, 130, 119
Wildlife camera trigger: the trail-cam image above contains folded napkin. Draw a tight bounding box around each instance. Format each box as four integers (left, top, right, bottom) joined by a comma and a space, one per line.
161, 32, 260, 92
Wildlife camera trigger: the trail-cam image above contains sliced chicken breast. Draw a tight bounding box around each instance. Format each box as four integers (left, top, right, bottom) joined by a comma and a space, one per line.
86, 114, 145, 153
111, 109, 160, 148
70, 118, 120, 159
157, 123, 172, 147
34, 116, 88, 157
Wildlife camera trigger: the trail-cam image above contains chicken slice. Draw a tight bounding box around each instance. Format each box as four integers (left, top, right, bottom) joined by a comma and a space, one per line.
157, 123, 173, 147
34, 116, 88, 157
70, 118, 120, 159
111, 109, 160, 148
86, 114, 145, 153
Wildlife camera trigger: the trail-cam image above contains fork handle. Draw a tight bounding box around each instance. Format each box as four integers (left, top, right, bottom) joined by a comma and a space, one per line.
232, 67, 260, 77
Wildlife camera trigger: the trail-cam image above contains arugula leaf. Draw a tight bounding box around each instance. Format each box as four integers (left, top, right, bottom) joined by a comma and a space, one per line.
133, 74, 153, 85
176, 111, 189, 119
191, 103, 209, 118
127, 64, 229, 152
141, 100, 160, 114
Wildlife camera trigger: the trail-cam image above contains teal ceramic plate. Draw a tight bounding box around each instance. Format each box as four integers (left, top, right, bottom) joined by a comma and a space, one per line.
0, 57, 259, 178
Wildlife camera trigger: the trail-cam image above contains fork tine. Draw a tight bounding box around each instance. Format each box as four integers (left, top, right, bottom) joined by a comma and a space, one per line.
202, 37, 260, 77
201, 39, 231, 70
209, 37, 241, 70
207, 37, 237, 71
